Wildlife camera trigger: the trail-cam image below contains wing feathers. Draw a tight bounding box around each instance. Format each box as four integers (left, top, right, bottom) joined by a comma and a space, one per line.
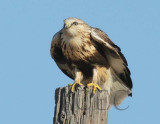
91, 28, 119, 56
91, 28, 132, 89
50, 32, 74, 79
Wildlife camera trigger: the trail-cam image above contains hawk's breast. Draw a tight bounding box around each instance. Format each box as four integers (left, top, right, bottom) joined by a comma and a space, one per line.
61, 35, 97, 62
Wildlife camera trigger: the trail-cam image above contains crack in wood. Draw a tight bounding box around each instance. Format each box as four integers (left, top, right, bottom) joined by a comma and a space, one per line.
53, 85, 109, 124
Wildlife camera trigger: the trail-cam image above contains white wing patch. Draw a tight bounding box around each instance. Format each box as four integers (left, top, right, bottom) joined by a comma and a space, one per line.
91, 29, 119, 54
107, 55, 125, 73
91, 28, 125, 73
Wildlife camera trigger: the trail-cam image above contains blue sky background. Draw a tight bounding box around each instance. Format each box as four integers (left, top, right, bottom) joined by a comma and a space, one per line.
0, 0, 160, 124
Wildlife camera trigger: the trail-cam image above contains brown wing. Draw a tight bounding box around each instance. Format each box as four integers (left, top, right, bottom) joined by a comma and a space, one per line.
50, 31, 74, 79
91, 28, 132, 90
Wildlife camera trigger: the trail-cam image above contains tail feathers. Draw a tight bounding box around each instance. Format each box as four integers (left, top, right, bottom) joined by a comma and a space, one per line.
109, 80, 131, 106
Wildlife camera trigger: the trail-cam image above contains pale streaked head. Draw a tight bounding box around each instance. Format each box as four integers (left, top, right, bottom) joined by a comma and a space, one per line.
62, 17, 90, 36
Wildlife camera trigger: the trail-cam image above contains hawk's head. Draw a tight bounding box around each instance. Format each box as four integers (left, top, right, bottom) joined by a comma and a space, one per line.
63, 17, 90, 36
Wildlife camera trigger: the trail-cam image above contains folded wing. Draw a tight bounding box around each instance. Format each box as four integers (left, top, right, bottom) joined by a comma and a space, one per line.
91, 28, 132, 90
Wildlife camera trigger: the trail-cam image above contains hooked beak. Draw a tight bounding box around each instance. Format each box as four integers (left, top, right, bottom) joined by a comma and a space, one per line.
64, 22, 71, 29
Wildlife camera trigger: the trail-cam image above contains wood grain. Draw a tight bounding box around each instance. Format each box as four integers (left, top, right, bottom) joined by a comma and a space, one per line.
53, 85, 109, 124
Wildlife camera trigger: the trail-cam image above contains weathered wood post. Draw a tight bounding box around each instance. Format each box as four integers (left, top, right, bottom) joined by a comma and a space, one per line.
53, 85, 110, 124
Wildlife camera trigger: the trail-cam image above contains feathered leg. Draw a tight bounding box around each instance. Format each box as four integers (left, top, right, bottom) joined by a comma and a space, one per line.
87, 67, 102, 93
69, 68, 83, 92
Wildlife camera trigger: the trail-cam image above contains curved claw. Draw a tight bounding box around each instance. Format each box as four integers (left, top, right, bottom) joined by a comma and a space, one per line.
87, 83, 102, 94
69, 82, 83, 92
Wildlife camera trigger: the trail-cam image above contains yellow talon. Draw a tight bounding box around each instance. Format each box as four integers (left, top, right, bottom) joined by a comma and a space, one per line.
87, 83, 102, 94
69, 82, 83, 92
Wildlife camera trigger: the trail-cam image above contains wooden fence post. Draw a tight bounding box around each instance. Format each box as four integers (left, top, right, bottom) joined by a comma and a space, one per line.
53, 85, 110, 124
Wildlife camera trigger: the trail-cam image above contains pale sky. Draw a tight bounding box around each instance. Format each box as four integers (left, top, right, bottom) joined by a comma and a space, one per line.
0, 0, 160, 124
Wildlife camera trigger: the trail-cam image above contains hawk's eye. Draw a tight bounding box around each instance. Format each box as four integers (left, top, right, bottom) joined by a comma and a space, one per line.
73, 22, 78, 25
